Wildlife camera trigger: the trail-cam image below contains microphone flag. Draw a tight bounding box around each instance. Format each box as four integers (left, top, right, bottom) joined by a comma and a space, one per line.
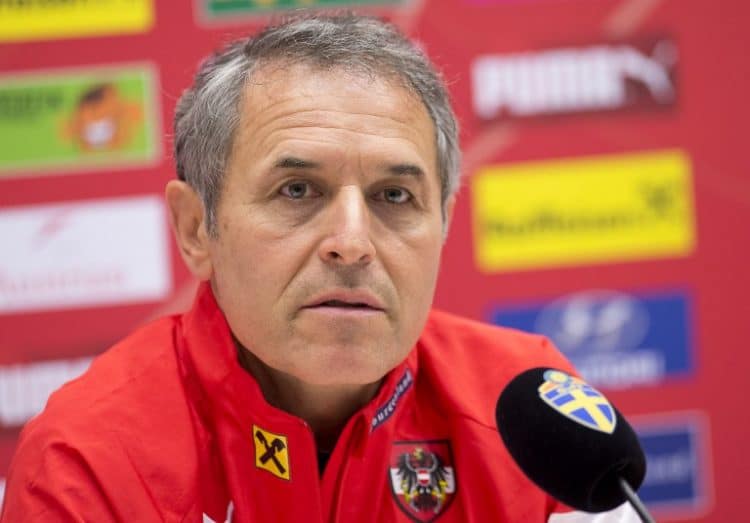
537, 370, 617, 434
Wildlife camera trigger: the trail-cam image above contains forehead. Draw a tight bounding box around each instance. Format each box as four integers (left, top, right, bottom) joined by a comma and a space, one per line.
244, 61, 426, 117
231, 62, 437, 170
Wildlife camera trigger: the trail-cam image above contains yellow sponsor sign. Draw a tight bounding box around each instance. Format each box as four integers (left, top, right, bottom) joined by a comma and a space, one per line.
253, 425, 290, 480
0, 0, 153, 43
472, 150, 695, 272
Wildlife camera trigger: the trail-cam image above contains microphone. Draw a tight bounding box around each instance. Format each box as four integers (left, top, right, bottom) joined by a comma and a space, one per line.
495, 367, 654, 522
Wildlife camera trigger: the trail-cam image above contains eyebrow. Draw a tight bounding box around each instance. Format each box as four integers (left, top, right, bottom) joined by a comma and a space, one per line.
272, 156, 425, 178
386, 163, 425, 177
273, 156, 321, 170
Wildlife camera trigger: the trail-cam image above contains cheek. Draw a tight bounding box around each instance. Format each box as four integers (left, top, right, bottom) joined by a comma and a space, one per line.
212, 224, 302, 305
211, 230, 264, 299
390, 236, 444, 308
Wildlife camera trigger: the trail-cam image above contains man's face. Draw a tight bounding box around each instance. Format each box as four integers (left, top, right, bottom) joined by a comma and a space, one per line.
208, 64, 447, 386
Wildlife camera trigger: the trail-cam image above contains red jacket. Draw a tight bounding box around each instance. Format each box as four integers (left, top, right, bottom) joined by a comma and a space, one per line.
0, 284, 634, 522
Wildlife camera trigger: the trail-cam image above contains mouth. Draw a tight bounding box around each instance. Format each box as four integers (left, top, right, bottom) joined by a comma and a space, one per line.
311, 299, 380, 310
303, 291, 386, 314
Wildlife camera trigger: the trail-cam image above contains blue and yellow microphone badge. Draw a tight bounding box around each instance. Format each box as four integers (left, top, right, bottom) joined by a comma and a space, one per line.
538, 370, 616, 434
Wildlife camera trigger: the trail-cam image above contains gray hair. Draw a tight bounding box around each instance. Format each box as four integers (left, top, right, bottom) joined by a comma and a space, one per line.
174, 14, 460, 235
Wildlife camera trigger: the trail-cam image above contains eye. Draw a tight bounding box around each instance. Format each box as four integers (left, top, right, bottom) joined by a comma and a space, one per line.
279, 181, 319, 199
376, 187, 413, 204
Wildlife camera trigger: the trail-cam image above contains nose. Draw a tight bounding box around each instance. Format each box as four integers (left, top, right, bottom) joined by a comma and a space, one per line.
318, 186, 375, 266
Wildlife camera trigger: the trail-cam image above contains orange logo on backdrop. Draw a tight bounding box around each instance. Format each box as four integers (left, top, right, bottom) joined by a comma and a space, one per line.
61, 84, 142, 152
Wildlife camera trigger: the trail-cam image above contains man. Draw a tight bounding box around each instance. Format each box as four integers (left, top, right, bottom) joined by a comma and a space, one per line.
1, 15, 640, 522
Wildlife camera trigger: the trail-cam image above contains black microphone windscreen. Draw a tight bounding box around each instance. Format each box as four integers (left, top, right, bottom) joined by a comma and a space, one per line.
495, 367, 646, 513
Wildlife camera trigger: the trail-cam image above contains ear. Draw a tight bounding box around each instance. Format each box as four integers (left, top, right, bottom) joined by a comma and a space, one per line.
442, 194, 457, 241
165, 180, 213, 281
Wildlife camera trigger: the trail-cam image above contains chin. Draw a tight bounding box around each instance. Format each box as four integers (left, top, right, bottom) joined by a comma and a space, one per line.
294, 344, 401, 387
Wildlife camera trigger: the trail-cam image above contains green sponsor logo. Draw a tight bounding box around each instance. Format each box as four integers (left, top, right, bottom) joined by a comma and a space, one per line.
205, 0, 403, 17
0, 65, 159, 176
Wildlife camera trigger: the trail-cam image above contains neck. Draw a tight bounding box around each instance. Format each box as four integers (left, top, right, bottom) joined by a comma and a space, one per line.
236, 345, 381, 452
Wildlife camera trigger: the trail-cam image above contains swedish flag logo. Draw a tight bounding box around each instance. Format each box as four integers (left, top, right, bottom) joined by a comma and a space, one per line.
538, 370, 616, 434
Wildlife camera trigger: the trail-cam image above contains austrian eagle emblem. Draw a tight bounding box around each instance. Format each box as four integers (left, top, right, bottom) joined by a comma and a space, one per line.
389, 441, 456, 522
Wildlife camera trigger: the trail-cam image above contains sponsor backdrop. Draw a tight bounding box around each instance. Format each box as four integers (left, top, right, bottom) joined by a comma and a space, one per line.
0, 0, 747, 520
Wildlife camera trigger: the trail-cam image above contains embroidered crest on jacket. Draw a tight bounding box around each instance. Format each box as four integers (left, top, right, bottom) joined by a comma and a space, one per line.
389, 440, 456, 522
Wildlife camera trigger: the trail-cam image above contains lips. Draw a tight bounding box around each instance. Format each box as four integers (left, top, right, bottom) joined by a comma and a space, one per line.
304, 290, 385, 311
317, 299, 371, 309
